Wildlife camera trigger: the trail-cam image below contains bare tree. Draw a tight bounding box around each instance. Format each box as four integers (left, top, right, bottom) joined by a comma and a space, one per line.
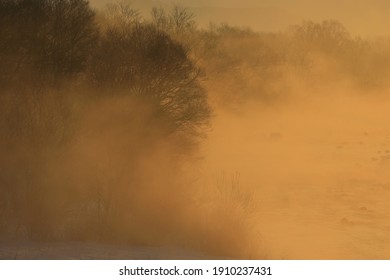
104, 1, 141, 29
43, 0, 98, 76
289, 20, 352, 54
88, 24, 211, 136
0, 0, 98, 85
150, 5, 196, 35
151, 6, 169, 31
169, 5, 196, 33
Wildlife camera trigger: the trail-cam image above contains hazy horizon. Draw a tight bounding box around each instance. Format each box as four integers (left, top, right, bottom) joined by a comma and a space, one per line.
90, 0, 390, 36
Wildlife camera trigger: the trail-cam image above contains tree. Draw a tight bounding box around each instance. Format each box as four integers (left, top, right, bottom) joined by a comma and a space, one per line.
103, 1, 141, 30
169, 5, 196, 34
151, 5, 196, 35
88, 23, 211, 136
0, 0, 98, 86
289, 20, 352, 55
151, 6, 169, 31
41, 0, 98, 77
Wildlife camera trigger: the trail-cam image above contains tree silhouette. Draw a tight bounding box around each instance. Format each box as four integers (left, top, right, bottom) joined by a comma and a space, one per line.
103, 1, 141, 30
0, 0, 98, 86
151, 5, 196, 35
289, 20, 352, 55
89, 23, 211, 136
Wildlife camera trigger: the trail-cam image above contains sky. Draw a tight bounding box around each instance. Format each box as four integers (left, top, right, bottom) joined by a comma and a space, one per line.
89, 0, 390, 37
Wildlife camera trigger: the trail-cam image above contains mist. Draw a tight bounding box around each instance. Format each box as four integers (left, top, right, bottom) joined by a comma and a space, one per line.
91, 0, 390, 36
1, 0, 390, 259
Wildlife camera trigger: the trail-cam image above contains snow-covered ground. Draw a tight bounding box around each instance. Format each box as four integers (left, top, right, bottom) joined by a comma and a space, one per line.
0, 242, 215, 260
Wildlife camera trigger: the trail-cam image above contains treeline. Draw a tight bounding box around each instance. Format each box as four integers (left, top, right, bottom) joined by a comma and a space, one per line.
104, 3, 390, 107
192, 20, 390, 107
